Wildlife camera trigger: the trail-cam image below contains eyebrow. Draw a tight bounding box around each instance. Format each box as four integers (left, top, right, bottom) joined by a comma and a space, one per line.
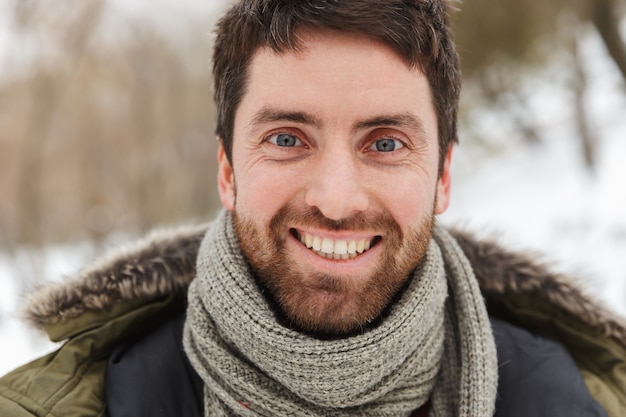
250, 107, 323, 129
353, 113, 427, 137
250, 107, 427, 137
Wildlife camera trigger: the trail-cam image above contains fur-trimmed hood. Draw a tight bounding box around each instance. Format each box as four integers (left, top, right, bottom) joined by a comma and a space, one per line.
20, 221, 626, 349
21, 223, 208, 332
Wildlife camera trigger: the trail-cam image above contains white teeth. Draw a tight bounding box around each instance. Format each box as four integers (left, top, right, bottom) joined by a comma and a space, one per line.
312, 236, 322, 251
321, 238, 334, 254
347, 240, 357, 254
298, 232, 374, 260
356, 239, 365, 253
334, 240, 348, 255
305, 233, 313, 248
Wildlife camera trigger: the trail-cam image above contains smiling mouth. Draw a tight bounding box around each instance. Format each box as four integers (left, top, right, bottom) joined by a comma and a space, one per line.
291, 229, 380, 260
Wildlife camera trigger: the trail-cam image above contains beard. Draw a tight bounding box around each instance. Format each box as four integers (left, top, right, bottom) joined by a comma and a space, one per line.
233, 202, 435, 337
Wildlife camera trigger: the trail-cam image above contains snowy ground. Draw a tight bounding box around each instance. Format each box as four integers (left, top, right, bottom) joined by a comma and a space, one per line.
1, 22, 624, 377
442, 27, 626, 316
441, 133, 626, 314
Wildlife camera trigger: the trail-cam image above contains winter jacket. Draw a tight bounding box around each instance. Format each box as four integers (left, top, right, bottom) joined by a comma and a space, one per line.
100, 312, 607, 417
1, 224, 625, 416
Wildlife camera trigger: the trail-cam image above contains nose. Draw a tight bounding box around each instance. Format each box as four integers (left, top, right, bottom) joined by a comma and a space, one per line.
304, 147, 369, 220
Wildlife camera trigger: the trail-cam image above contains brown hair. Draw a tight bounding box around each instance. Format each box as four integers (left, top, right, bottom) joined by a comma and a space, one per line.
213, 0, 461, 171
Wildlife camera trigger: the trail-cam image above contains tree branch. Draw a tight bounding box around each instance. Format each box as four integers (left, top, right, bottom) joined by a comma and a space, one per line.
592, 0, 626, 82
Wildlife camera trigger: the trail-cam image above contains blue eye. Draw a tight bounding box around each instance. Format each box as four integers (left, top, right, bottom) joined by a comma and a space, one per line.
268, 133, 302, 147
371, 138, 404, 152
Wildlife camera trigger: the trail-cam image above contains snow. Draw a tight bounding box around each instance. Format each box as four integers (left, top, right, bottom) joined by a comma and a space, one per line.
441, 134, 626, 315
441, 26, 626, 317
0, 245, 95, 376
1, 14, 624, 378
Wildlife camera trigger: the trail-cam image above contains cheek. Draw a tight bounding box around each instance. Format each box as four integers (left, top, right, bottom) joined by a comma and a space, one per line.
375, 177, 437, 229
234, 167, 301, 219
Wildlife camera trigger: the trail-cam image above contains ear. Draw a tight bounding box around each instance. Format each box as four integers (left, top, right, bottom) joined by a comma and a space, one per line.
217, 140, 235, 211
435, 144, 453, 214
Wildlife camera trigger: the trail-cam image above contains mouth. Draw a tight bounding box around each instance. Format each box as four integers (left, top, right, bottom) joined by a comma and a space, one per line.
291, 229, 381, 260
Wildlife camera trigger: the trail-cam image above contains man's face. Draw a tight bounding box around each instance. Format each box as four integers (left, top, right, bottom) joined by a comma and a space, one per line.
218, 30, 452, 336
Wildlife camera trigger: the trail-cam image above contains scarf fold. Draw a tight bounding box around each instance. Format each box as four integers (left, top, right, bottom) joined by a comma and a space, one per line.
184, 211, 497, 416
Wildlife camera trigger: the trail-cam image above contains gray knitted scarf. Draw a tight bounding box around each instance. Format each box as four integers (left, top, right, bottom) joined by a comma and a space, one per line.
184, 211, 497, 416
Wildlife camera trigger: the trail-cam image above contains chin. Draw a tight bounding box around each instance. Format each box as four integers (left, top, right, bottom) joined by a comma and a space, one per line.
271, 275, 402, 338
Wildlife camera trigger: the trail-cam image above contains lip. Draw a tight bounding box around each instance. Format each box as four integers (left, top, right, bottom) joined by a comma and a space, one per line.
291, 227, 378, 242
286, 227, 382, 274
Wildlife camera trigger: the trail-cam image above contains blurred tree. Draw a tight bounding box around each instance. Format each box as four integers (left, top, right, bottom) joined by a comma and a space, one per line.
455, 0, 626, 170
592, 0, 626, 81
1, 0, 624, 250
12, 1, 105, 246
0, 0, 219, 249
457, 0, 626, 84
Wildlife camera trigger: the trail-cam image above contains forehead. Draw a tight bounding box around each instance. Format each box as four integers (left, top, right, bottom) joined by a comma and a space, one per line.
236, 30, 436, 134
249, 30, 420, 90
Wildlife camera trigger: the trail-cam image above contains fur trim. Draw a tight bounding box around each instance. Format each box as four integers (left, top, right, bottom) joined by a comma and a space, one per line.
20, 222, 626, 349
452, 229, 626, 348
21, 223, 209, 330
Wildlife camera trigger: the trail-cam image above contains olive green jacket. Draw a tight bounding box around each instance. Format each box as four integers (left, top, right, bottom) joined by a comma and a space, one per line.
1, 224, 625, 416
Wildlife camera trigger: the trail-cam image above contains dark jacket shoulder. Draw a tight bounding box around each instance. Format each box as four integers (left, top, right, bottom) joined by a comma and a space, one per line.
491, 317, 607, 417
453, 229, 626, 416
102, 313, 608, 417
104, 314, 203, 417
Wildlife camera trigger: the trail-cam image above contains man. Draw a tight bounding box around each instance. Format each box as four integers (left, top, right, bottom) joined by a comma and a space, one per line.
1, 1, 624, 416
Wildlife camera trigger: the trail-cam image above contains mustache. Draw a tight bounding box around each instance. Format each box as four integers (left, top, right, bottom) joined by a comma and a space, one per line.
269, 203, 402, 237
